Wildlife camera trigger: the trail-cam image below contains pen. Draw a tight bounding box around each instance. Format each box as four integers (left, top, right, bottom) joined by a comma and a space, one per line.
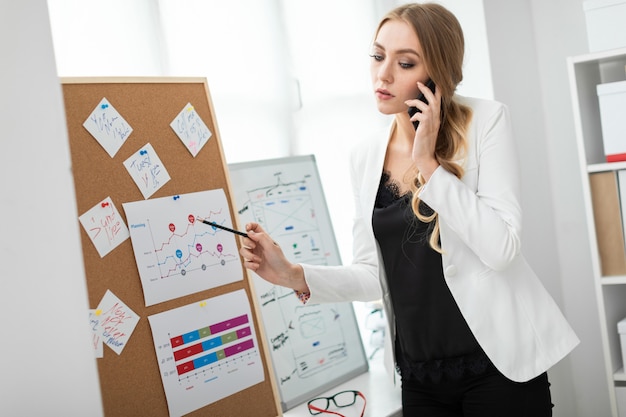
196, 216, 248, 237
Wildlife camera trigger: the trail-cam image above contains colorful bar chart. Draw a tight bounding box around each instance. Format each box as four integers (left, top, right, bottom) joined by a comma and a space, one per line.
148, 290, 264, 417
176, 338, 255, 375
171, 314, 249, 348
171, 313, 253, 375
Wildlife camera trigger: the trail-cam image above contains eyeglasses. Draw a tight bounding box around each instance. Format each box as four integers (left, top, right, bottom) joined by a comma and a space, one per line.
307, 390, 366, 417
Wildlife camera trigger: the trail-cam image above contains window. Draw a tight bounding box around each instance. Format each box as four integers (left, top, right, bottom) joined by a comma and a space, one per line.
47, 0, 492, 263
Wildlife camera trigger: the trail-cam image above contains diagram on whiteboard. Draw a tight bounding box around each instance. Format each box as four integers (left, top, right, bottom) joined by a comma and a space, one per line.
229, 156, 368, 410
123, 189, 243, 306
256, 280, 350, 379
235, 170, 331, 265
148, 289, 264, 417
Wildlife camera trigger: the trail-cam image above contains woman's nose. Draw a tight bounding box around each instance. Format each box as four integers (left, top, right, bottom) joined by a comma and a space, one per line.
377, 61, 393, 83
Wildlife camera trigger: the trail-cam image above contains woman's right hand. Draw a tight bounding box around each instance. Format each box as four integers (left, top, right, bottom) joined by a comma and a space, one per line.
239, 222, 309, 293
406, 81, 442, 182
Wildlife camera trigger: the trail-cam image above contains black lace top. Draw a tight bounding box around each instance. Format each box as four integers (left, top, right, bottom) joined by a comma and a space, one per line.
372, 171, 490, 382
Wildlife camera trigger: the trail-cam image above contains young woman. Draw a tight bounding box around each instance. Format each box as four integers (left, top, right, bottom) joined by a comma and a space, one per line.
240, 3, 579, 416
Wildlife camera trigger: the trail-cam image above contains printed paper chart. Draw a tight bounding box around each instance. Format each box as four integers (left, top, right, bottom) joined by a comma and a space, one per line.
148, 289, 264, 417
123, 189, 243, 306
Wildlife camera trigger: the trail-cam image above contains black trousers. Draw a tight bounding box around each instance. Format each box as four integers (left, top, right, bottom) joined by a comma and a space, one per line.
401, 365, 553, 417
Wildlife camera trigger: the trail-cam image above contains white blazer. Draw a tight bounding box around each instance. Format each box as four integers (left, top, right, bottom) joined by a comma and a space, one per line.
301, 95, 579, 382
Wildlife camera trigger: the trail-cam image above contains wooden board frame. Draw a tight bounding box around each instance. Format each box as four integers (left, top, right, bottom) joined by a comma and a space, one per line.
61, 77, 281, 417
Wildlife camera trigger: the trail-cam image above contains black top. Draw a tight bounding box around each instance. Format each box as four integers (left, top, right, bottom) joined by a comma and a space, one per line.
372, 171, 488, 382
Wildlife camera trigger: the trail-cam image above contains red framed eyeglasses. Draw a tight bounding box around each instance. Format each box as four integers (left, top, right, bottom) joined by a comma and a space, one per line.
307, 390, 366, 417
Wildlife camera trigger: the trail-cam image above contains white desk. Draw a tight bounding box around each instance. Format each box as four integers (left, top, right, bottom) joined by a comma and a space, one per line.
283, 354, 402, 417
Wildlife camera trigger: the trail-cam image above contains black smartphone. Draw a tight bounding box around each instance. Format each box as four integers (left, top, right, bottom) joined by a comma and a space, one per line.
407, 79, 436, 130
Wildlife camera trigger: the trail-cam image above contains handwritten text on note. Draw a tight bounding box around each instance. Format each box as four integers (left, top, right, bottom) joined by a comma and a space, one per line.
93, 290, 140, 355
170, 103, 212, 157
123, 143, 171, 199
89, 309, 104, 358
78, 196, 130, 258
83, 97, 133, 158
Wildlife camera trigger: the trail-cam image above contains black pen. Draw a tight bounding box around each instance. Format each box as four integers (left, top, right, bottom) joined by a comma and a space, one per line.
196, 216, 248, 237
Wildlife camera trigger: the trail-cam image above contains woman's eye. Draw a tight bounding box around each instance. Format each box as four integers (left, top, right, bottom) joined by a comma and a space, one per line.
369, 53, 384, 61
400, 62, 414, 69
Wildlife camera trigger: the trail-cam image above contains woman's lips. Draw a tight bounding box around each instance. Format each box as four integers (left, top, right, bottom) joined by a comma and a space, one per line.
375, 88, 394, 100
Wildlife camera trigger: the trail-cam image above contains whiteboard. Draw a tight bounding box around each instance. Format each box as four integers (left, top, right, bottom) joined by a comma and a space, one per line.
228, 155, 369, 411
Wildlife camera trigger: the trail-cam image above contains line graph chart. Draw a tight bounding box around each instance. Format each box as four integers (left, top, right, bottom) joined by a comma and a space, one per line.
123, 189, 243, 306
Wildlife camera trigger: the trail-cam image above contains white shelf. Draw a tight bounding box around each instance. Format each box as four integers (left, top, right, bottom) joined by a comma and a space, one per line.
588, 161, 626, 173
615, 368, 626, 382
569, 47, 626, 417
602, 276, 626, 285
569, 46, 626, 65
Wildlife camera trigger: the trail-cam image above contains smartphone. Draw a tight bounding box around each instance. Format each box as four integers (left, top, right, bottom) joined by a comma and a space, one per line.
407, 79, 436, 130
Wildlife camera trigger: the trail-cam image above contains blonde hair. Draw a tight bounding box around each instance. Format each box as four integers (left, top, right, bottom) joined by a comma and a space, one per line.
376, 3, 473, 252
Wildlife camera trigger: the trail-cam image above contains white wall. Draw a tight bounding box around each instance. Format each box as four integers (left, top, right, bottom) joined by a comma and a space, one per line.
532, 1, 612, 414
483, 1, 610, 416
0, 1, 103, 416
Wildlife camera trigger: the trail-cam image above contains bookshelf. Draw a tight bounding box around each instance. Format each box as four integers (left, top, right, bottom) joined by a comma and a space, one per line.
568, 46, 626, 417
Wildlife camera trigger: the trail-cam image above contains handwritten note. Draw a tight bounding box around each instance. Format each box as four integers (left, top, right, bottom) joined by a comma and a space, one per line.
123, 143, 171, 199
89, 309, 104, 358
92, 290, 140, 355
83, 97, 133, 157
78, 196, 130, 257
170, 103, 212, 157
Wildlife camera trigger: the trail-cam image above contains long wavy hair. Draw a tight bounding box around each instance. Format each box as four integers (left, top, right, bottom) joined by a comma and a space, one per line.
376, 3, 473, 252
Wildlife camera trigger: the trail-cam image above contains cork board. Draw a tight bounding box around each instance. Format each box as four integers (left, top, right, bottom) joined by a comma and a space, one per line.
61, 77, 281, 417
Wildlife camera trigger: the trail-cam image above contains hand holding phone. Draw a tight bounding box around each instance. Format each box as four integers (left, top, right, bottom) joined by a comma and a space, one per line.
407, 79, 436, 130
